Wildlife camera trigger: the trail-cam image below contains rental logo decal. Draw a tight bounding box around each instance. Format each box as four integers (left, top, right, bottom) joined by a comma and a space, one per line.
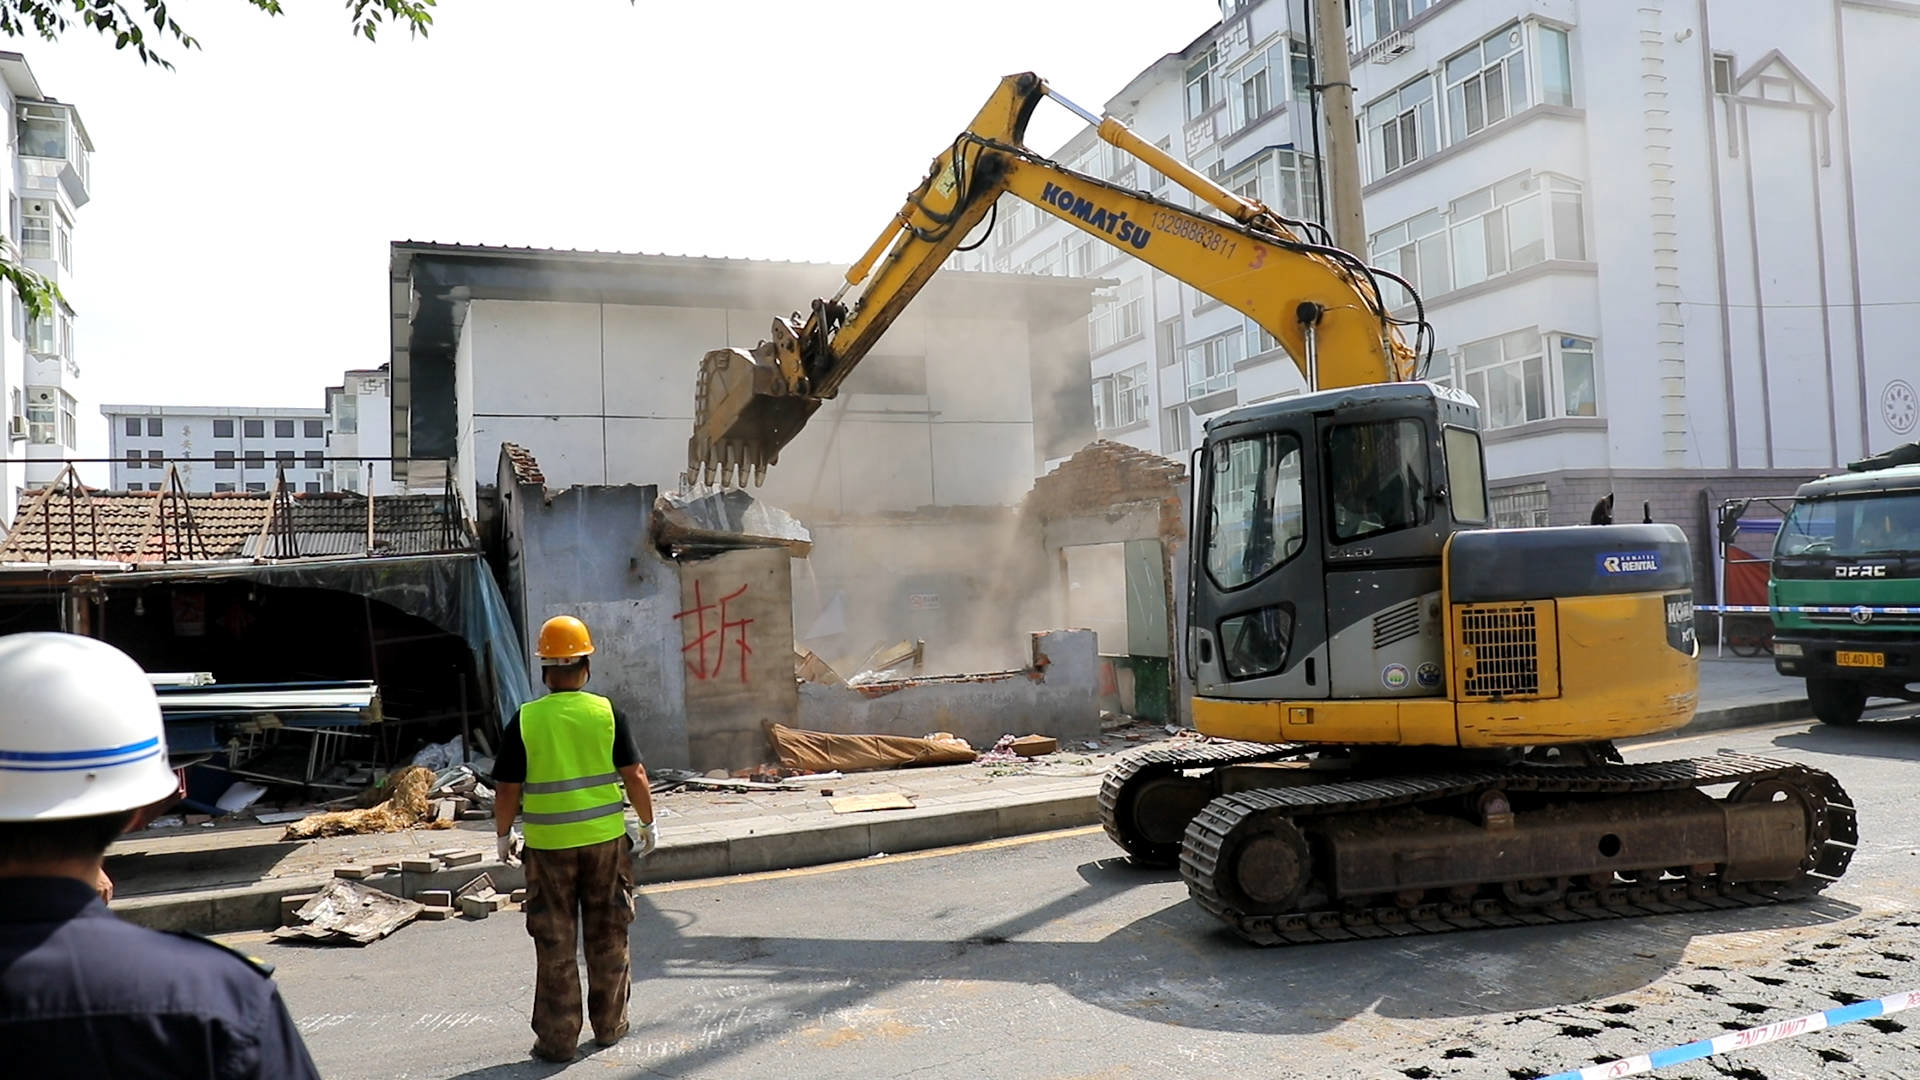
1381, 663, 1410, 690
1598, 552, 1661, 575
1040, 183, 1151, 250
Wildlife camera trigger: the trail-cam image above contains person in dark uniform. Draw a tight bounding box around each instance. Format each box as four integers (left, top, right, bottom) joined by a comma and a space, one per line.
493, 614, 656, 1063
0, 633, 320, 1079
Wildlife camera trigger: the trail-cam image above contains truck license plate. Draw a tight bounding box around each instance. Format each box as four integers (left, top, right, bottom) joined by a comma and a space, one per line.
1836, 651, 1885, 668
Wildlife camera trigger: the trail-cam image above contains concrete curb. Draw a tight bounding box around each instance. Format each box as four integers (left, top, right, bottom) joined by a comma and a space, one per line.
111, 702, 1817, 938
113, 789, 1103, 937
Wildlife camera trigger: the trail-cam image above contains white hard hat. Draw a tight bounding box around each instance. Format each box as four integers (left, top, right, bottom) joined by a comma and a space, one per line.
0, 633, 177, 821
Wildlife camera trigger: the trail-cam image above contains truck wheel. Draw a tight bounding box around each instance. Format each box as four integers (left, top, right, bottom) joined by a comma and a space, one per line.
1807, 677, 1866, 726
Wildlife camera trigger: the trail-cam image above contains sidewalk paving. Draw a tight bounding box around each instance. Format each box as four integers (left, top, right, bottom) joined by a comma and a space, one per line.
109, 656, 1830, 935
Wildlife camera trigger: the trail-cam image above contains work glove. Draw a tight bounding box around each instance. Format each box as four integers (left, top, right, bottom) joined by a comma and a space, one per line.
628, 818, 657, 859
496, 825, 523, 868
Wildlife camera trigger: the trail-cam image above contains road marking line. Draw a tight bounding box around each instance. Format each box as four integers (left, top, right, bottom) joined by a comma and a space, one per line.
1541, 989, 1920, 1080
640, 825, 1105, 895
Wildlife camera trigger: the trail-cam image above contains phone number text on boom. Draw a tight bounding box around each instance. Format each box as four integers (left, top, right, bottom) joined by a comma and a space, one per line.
1151, 212, 1237, 258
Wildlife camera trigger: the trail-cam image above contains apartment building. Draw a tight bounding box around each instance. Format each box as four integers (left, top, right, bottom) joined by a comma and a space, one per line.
324, 365, 397, 495
102, 405, 330, 493
950, 0, 1918, 535
0, 52, 93, 522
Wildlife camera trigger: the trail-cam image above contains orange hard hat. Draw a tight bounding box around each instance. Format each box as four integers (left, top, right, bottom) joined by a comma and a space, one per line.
536, 615, 594, 662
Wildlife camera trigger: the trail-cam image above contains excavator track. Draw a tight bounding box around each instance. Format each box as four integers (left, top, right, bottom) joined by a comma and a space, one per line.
1177, 753, 1856, 946
1098, 739, 1309, 865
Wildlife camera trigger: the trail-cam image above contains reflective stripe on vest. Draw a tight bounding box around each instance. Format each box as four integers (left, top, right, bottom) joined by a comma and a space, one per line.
518, 691, 626, 850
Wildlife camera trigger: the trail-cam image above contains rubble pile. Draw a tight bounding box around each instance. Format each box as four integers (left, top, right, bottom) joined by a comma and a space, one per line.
281, 765, 449, 840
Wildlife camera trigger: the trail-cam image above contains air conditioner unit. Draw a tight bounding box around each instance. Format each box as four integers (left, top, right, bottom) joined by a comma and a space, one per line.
1365, 30, 1415, 64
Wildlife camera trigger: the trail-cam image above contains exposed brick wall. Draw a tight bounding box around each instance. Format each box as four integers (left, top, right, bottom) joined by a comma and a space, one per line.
1024, 439, 1187, 524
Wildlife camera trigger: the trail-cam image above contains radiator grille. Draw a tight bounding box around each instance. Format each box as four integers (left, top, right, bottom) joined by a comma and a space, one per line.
1461, 604, 1541, 698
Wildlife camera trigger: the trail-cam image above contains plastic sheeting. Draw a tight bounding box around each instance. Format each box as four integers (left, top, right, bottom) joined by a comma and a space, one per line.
766, 722, 976, 772
89, 553, 534, 738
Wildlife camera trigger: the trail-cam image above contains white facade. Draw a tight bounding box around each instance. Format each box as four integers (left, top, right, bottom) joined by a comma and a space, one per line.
949, 0, 1920, 521
0, 52, 93, 521
324, 366, 397, 494
102, 404, 330, 494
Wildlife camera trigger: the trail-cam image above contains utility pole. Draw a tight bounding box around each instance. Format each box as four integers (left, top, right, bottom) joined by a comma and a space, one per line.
1310, 0, 1367, 253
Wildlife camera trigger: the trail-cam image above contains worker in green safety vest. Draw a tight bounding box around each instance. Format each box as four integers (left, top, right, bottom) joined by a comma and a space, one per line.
492, 614, 656, 1063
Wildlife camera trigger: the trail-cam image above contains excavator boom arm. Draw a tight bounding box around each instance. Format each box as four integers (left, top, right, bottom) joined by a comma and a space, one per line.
687, 73, 1424, 487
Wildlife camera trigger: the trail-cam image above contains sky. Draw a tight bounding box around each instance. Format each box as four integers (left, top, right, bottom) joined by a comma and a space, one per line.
22, 0, 1222, 458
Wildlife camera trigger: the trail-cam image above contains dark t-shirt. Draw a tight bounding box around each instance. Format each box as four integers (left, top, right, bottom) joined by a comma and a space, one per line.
491, 695, 641, 784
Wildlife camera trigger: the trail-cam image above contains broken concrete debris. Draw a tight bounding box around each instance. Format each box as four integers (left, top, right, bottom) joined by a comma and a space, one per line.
275, 880, 423, 946
654, 487, 812, 557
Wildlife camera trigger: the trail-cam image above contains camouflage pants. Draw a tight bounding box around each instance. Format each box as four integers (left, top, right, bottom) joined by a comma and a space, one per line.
523, 835, 634, 1054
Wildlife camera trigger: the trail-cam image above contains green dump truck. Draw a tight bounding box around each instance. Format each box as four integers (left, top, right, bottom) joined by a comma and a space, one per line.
1771, 443, 1920, 724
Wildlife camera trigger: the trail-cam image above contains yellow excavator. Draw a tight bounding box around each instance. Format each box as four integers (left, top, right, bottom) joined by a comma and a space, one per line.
687, 74, 1855, 944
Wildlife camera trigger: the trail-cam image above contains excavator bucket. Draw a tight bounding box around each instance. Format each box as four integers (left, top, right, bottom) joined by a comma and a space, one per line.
685, 347, 822, 488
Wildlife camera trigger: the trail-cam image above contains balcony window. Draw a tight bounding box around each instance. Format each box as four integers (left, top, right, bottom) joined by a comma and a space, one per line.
1557, 335, 1598, 417
57, 220, 71, 272
1245, 317, 1281, 360
1367, 76, 1437, 180
1186, 331, 1243, 399
1162, 406, 1190, 454
334, 396, 358, 435
1094, 363, 1151, 431
1355, 0, 1438, 51
1368, 208, 1449, 308
1459, 329, 1546, 429
1445, 25, 1528, 145
60, 393, 75, 449
1290, 39, 1312, 104
1229, 48, 1271, 133
28, 313, 54, 355
1539, 25, 1574, 107
20, 205, 51, 261
1186, 46, 1217, 119
26, 394, 55, 445
1089, 278, 1146, 354
18, 107, 65, 161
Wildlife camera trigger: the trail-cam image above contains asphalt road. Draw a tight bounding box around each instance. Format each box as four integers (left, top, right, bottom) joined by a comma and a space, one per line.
252, 714, 1920, 1080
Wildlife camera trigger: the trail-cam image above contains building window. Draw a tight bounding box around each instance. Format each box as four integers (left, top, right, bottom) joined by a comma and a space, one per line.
20, 203, 50, 260
1712, 52, 1735, 95
1490, 483, 1551, 528
1245, 317, 1281, 360
274, 419, 294, 439
1225, 147, 1320, 220
213, 419, 234, 438
27, 312, 55, 355
245, 450, 264, 469
1556, 334, 1598, 417
245, 482, 266, 493
1450, 173, 1585, 288
145, 417, 161, 437
244, 419, 264, 438
1186, 331, 1243, 399
1186, 46, 1218, 119
1157, 317, 1182, 369
59, 392, 74, 449
1089, 278, 1146, 354
304, 419, 324, 439
1289, 39, 1312, 103
215, 451, 235, 470
122, 417, 139, 438
124, 450, 140, 470
1538, 25, 1574, 107
304, 482, 321, 494
56, 218, 71, 273
304, 450, 324, 469
1366, 76, 1437, 180
275, 449, 295, 467
1458, 328, 1548, 429
1445, 25, 1528, 145
1148, 138, 1172, 192
1162, 406, 1190, 454
1093, 363, 1151, 431
1369, 208, 1449, 308
215, 483, 235, 493
1229, 46, 1272, 133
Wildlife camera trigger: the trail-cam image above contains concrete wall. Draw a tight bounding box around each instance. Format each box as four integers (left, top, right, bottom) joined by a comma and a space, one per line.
495, 466, 691, 770
676, 546, 798, 772
796, 629, 1101, 750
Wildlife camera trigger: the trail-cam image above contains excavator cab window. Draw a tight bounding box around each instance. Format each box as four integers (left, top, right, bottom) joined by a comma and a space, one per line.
1205, 431, 1306, 590
1327, 418, 1430, 543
